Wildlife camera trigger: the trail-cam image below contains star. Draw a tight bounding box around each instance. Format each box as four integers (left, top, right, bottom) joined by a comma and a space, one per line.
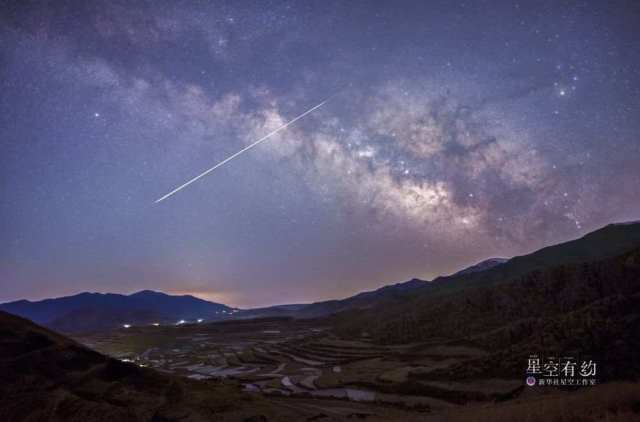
3, 0, 639, 309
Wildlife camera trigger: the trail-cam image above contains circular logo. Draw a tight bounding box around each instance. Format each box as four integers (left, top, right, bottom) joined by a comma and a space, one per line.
526, 376, 536, 386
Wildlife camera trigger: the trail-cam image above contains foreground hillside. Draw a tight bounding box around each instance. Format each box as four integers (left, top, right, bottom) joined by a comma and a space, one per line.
0, 311, 434, 421
0, 311, 302, 421
5, 309, 639, 422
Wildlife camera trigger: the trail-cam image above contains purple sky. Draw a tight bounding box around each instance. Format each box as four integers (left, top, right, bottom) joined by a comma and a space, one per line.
1, 0, 639, 307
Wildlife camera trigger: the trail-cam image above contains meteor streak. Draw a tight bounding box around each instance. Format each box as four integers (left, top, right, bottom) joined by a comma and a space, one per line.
154, 97, 331, 204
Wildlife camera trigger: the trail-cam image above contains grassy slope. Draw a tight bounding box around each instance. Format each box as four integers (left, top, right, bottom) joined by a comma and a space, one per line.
0, 311, 297, 422
334, 242, 640, 380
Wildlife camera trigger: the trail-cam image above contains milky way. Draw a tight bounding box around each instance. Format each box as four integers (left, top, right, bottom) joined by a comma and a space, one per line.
1, 1, 639, 307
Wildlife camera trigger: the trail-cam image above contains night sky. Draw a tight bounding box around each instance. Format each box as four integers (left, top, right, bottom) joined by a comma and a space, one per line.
1, 1, 639, 308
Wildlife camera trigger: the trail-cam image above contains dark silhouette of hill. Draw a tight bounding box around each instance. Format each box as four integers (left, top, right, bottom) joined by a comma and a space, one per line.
0, 311, 442, 421
234, 278, 431, 320
332, 232, 640, 382
235, 303, 308, 319
294, 277, 430, 318
259, 222, 640, 319
427, 221, 640, 293
0, 290, 232, 333
450, 257, 508, 276
0, 310, 303, 421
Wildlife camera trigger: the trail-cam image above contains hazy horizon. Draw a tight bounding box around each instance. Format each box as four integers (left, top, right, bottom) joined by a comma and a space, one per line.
4, 218, 639, 308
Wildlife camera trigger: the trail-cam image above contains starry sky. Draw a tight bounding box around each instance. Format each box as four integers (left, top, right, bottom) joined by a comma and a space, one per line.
1, 0, 640, 308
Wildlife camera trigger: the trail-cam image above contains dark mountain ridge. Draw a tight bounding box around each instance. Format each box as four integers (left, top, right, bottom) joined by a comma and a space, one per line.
425, 221, 640, 296
4, 222, 640, 333
330, 224, 640, 379
451, 257, 509, 276
0, 290, 233, 333
268, 222, 640, 319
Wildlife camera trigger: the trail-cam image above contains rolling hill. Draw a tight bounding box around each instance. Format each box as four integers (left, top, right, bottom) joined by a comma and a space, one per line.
0, 310, 304, 421
0, 290, 234, 333
330, 225, 640, 382
251, 221, 640, 319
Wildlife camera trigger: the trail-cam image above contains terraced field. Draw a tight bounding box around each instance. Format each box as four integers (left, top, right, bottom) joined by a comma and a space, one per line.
75, 317, 525, 412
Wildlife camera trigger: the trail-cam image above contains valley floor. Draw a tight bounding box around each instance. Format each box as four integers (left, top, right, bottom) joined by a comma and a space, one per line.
74, 317, 640, 421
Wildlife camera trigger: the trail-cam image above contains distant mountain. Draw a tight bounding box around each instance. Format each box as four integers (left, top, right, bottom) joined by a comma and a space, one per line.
235, 278, 428, 318
0, 310, 297, 421
332, 222, 640, 355
235, 303, 308, 319
0, 290, 234, 333
234, 277, 430, 320
451, 257, 509, 276
426, 221, 640, 294
243, 221, 640, 320
294, 277, 429, 318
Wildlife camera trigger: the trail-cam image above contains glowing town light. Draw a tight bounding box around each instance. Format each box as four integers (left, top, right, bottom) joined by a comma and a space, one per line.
176, 319, 186, 325
152, 322, 160, 326
123, 324, 131, 328
197, 319, 203, 323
